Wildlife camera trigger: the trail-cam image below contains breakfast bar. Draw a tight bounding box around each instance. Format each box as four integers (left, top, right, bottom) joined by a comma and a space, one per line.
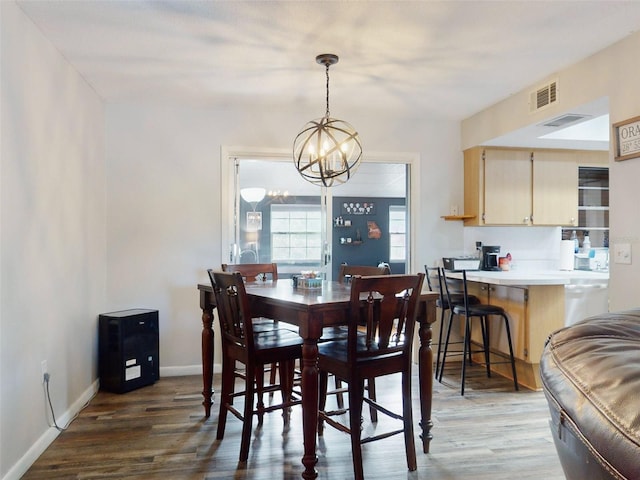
446, 269, 609, 390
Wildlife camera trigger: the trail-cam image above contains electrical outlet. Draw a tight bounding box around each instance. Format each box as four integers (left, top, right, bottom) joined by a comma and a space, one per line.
41, 360, 48, 380
614, 243, 632, 264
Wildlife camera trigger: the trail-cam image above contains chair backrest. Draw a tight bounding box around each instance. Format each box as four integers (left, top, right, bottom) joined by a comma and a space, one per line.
338, 264, 391, 284
347, 273, 425, 361
208, 270, 256, 352
425, 265, 446, 305
440, 268, 471, 310
221, 263, 278, 282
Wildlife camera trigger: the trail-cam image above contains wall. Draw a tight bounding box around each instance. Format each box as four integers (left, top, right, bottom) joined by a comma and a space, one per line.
0, 2, 106, 478
462, 32, 640, 311
332, 197, 406, 278
104, 103, 463, 371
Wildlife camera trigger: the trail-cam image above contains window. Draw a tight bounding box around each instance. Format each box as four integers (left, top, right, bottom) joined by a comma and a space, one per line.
389, 205, 407, 262
271, 205, 322, 262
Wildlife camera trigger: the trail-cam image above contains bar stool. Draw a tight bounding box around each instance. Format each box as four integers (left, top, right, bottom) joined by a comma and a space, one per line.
440, 269, 519, 395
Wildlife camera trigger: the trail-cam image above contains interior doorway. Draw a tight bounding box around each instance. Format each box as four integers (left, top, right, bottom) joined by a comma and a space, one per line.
220, 148, 419, 280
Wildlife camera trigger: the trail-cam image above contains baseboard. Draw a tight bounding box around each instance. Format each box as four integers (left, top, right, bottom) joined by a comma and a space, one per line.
2, 379, 99, 480
160, 364, 217, 377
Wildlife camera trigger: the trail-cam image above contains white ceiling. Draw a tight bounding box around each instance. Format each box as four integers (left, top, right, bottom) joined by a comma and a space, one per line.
15, 0, 640, 123
14, 0, 640, 195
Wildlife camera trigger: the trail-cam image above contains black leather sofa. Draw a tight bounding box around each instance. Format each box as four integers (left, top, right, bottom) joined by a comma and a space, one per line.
540, 310, 640, 480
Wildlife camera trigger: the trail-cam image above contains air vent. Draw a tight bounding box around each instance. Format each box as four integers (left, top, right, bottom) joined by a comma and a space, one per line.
541, 114, 589, 128
529, 80, 558, 112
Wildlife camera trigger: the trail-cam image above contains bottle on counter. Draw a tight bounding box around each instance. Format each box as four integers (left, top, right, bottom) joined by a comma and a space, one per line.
570, 230, 579, 253
582, 230, 591, 254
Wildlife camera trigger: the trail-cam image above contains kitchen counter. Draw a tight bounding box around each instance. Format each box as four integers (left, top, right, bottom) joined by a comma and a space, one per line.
447, 269, 608, 286
443, 268, 609, 391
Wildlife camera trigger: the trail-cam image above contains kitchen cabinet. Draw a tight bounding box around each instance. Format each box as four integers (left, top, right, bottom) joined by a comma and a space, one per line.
464, 147, 532, 226
532, 149, 578, 226
464, 279, 565, 390
463, 146, 607, 227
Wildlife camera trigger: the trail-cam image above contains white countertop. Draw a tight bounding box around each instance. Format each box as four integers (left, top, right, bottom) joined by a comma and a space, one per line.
447, 269, 609, 286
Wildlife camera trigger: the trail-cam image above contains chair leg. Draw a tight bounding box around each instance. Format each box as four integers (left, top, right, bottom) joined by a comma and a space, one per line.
217, 357, 235, 440
268, 361, 278, 400
461, 315, 471, 396
366, 378, 378, 423
255, 368, 266, 426
402, 369, 417, 471
335, 376, 344, 409
348, 379, 366, 480
438, 310, 455, 382
240, 364, 256, 462
278, 360, 294, 428
502, 313, 520, 391
480, 316, 491, 378
434, 307, 447, 377
318, 370, 329, 435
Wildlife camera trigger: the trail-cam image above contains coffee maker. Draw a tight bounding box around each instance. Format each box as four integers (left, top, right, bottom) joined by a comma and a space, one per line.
481, 246, 501, 271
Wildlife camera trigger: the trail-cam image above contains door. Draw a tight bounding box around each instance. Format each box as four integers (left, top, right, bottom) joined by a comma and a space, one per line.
221, 149, 417, 280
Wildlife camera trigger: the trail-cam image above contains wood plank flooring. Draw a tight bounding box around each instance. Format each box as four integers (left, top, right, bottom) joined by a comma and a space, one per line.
23, 364, 564, 479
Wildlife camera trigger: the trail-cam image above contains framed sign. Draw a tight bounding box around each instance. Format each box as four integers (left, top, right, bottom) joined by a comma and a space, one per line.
613, 115, 640, 161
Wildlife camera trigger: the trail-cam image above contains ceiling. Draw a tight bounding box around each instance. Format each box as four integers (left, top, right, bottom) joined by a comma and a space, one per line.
15, 1, 640, 124
13, 0, 640, 196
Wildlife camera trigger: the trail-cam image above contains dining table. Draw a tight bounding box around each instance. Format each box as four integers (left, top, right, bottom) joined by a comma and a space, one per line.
197, 279, 438, 480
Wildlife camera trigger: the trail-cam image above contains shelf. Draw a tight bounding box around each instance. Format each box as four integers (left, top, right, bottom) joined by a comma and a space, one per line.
441, 214, 476, 221
341, 241, 363, 245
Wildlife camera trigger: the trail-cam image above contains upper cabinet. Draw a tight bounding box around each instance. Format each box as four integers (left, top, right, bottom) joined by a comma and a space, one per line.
463, 147, 607, 227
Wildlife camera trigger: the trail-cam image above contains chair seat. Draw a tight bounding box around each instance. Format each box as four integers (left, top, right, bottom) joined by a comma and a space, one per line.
252, 317, 299, 334
452, 303, 505, 316
439, 293, 480, 309
254, 329, 303, 352
318, 337, 405, 361
320, 325, 348, 341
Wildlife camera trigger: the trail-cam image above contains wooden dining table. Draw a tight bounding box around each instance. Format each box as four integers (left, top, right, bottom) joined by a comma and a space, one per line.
197, 279, 438, 479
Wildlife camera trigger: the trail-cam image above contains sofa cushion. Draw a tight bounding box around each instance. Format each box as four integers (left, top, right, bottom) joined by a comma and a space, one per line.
540, 310, 640, 480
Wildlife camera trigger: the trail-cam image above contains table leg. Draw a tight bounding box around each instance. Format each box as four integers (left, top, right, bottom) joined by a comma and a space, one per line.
200, 289, 215, 417
417, 296, 437, 453
301, 339, 319, 479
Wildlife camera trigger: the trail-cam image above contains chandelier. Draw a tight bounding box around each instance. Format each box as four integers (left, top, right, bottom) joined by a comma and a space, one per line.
293, 54, 362, 187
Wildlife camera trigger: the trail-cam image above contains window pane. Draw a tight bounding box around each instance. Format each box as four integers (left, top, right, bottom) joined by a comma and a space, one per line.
271, 204, 322, 262
389, 205, 407, 261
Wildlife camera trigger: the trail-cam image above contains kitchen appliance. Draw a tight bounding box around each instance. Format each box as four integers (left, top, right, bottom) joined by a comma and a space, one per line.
481, 246, 501, 271
442, 257, 481, 271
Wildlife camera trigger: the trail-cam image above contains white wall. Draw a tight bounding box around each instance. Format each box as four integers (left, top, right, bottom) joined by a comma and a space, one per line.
0, 3, 106, 478
104, 104, 464, 369
462, 32, 640, 311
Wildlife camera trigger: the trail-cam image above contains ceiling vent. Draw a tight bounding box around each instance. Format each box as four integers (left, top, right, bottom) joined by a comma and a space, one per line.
529, 80, 558, 112
541, 114, 589, 128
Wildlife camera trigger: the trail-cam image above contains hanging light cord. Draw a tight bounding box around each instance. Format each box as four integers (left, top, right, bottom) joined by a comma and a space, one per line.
325, 61, 331, 119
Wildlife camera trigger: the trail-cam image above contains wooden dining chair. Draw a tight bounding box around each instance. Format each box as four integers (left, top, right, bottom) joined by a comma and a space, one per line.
220, 263, 297, 406
338, 263, 391, 283
208, 270, 303, 462
328, 263, 392, 414
317, 273, 425, 480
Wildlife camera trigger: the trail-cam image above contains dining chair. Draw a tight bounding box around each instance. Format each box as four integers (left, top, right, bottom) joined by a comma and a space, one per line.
338, 263, 391, 283
220, 263, 296, 404
440, 269, 519, 395
327, 263, 392, 414
425, 265, 480, 380
208, 270, 303, 462
317, 273, 425, 480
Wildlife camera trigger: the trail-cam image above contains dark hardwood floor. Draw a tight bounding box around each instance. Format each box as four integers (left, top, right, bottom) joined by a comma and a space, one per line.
24, 364, 564, 479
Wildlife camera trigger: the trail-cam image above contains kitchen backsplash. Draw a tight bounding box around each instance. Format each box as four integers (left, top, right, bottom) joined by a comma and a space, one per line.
462, 226, 606, 272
